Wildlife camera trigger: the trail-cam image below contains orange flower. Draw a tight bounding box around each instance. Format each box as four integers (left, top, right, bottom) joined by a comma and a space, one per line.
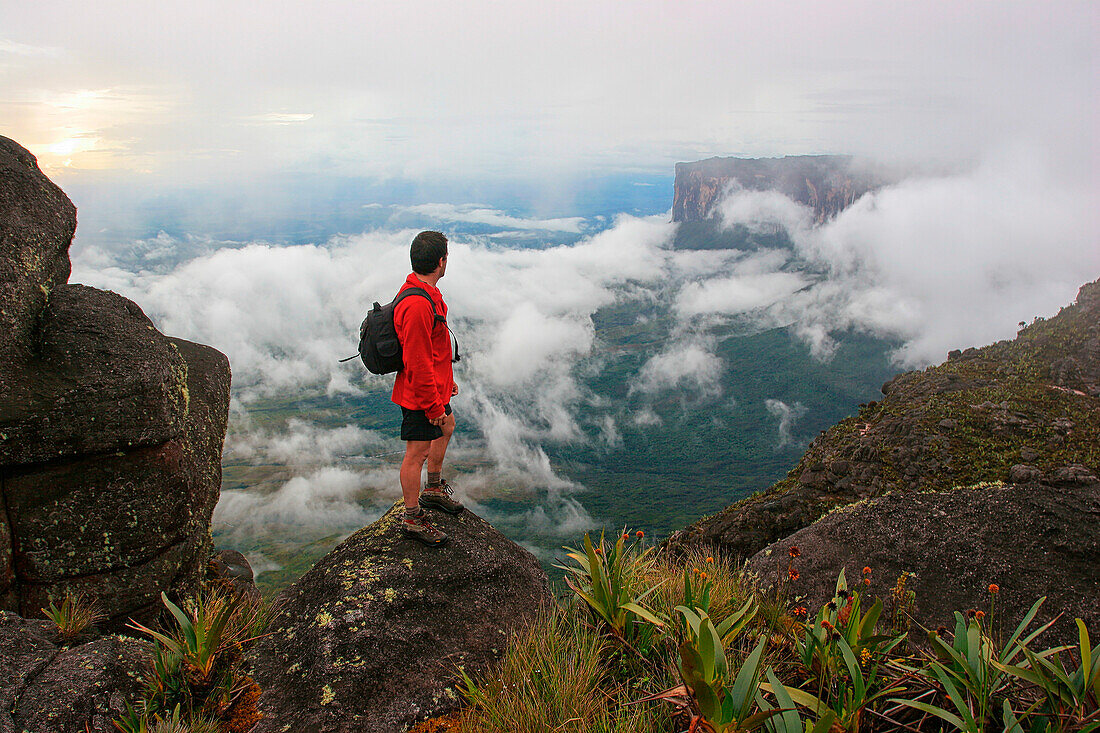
705, 557, 714, 563
701, 572, 708, 579
863, 578, 871, 586
988, 584, 999, 594
789, 546, 801, 558
636, 530, 644, 538
594, 547, 602, 555
788, 568, 800, 581
975, 610, 986, 620
862, 566, 872, 575
792, 606, 807, 617
622, 533, 629, 541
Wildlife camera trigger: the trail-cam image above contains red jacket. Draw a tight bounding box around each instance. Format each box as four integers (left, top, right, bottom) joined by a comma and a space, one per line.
391, 273, 453, 419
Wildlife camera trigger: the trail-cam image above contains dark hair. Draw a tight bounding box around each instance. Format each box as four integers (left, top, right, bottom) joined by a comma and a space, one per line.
410, 231, 448, 274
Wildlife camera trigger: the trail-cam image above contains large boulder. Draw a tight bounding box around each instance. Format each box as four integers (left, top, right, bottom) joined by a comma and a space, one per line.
0, 136, 231, 627
744, 479, 1100, 645
249, 505, 551, 733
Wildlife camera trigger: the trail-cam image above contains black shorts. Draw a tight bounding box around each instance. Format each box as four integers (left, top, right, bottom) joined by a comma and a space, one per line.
400, 403, 452, 442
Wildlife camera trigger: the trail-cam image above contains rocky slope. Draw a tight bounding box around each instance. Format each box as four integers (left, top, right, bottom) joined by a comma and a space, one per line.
249, 504, 551, 733
744, 478, 1099, 642
0, 135, 231, 628
668, 278, 1100, 563
671, 155, 886, 224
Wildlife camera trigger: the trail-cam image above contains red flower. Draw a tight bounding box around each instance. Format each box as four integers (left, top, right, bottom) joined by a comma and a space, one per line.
622, 533, 629, 541
792, 606, 808, 617
975, 610, 986, 621
863, 578, 871, 586
789, 546, 801, 558
788, 568, 800, 581
862, 566, 872, 575
988, 584, 999, 594
636, 530, 644, 538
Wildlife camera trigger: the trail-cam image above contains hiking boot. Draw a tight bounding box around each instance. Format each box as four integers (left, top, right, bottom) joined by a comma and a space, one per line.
419, 478, 465, 515
402, 510, 448, 547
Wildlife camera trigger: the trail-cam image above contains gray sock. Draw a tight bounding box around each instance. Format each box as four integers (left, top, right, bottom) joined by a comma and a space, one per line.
404, 505, 423, 520
427, 471, 442, 488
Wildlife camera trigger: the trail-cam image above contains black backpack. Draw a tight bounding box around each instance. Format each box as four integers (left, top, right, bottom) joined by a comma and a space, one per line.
340, 287, 460, 375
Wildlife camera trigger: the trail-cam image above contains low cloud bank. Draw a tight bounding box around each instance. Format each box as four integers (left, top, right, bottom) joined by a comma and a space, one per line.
72, 154, 1099, 537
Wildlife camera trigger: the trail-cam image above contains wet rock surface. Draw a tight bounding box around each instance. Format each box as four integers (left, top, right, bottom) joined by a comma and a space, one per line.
249, 504, 551, 733
744, 481, 1100, 646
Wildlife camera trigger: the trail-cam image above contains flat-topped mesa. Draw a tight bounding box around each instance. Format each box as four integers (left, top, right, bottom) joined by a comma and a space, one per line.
0, 136, 231, 629
671, 154, 887, 224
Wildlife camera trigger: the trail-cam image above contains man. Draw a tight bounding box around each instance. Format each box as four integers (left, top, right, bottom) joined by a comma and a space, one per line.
392, 230, 464, 546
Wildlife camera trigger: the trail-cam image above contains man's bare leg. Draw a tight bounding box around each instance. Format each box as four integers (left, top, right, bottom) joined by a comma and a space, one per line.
400, 440, 432, 510
426, 412, 455, 476
420, 413, 464, 513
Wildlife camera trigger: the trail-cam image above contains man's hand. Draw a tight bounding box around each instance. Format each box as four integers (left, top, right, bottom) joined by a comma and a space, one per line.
451, 383, 459, 396
429, 415, 446, 426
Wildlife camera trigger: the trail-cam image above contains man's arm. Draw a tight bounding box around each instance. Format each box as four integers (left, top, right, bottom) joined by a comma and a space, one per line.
396, 297, 445, 419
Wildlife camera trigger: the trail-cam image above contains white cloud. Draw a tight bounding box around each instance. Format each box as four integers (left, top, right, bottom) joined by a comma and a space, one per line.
633, 341, 723, 397
214, 466, 389, 531
765, 399, 807, 447
402, 203, 587, 233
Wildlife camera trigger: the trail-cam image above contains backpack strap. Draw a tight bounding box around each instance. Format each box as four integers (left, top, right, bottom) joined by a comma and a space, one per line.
394, 287, 444, 322
394, 287, 460, 363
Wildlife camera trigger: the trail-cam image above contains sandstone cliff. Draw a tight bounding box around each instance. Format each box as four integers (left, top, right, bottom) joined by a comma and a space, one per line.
0, 136, 231, 628
671, 155, 885, 224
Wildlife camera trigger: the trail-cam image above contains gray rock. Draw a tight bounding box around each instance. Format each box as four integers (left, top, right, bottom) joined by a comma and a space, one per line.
744, 482, 1100, 645
249, 504, 551, 733
13, 634, 149, 733
0, 136, 231, 628
1008, 464, 1041, 483
0, 136, 74, 366
0, 611, 58, 733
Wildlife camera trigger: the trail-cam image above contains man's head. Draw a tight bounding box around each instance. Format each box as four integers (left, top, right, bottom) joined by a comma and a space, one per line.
410, 230, 448, 276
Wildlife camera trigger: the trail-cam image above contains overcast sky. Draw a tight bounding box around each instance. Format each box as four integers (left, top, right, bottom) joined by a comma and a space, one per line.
3, 1, 1097, 184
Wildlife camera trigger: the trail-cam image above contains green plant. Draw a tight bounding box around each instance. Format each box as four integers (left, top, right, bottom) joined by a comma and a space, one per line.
889, 598, 1057, 732
996, 618, 1100, 731
42, 590, 104, 641
675, 605, 776, 732
769, 571, 909, 731
556, 531, 666, 641
117, 590, 266, 732
457, 607, 660, 733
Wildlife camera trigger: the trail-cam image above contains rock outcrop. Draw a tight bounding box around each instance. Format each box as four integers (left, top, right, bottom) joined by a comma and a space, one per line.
0, 611, 150, 733
668, 277, 1100, 562
250, 504, 551, 733
671, 155, 886, 224
744, 480, 1100, 644
0, 136, 231, 627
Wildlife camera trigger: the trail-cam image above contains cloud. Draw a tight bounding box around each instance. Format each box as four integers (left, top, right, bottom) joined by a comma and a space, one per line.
765, 399, 807, 447
402, 203, 587, 233
248, 112, 314, 124
682, 146, 1100, 366
214, 466, 389, 532
224, 418, 388, 466
633, 341, 724, 397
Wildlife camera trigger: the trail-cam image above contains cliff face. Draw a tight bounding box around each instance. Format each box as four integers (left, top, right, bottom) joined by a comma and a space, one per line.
671, 155, 885, 224
0, 136, 231, 628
